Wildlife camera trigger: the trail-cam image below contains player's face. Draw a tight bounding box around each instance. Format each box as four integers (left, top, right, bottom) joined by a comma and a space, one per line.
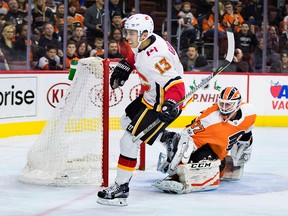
125, 30, 139, 48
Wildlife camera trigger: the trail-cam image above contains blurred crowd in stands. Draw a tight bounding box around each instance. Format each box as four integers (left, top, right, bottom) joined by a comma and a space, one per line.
0, 0, 287, 73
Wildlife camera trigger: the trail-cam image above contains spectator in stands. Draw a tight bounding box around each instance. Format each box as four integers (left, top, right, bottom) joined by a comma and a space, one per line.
221, 1, 244, 32
17, 0, 28, 13
84, 0, 105, 48
69, 24, 85, 44
110, 11, 123, 32
98, 39, 123, 59
54, 3, 65, 35
5, 0, 27, 31
68, 0, 83, 13
109, 0, 122, 20
235, 21, 258, 72
90, 37, 104, 57
14, 23, 40, 61
271, 50, 288, 73
178, 1, 200, 50
280, 15, 288, 52
36, 44, 62, 70
54, 3, 74, 43
279, 0, 288, 22
67, 2, 85, 30
45, 0, 57, 13
0, 1, 7, 34
65, 40, 78, 69
0, 48, 9, 70
196, 0, 214, 27
162, 30, 168, 40
241, 0, 263, 27
122, 7, 136, 23
0, 0, 8, 16
38, 22, 63, 58
32, 0, 55, 35
202, 4, 225, 40
253, 38, 277, 73
75, 40, 90, 59
109, 27, 132, 58
223, 48, 249, 72
171, 0, 182, 45
180, 43, 211, 72
0, 24, 17, 63
256, 22, 279, 53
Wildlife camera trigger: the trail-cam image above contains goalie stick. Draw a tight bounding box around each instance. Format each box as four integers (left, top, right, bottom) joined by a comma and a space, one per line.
132, 29, 235, 142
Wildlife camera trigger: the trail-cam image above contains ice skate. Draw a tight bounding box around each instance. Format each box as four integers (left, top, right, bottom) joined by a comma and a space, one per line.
97, 182, 129, 206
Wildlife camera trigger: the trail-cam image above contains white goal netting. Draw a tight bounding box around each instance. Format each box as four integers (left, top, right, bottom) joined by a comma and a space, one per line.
19, 57, 107, 186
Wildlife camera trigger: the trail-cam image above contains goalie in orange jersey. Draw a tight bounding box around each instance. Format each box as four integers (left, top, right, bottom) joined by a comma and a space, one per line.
155, 86, 257, 194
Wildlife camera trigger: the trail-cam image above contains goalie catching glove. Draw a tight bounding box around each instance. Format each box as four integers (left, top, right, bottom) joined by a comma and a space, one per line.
158, 99, 180, 123
110, 59, 133, 89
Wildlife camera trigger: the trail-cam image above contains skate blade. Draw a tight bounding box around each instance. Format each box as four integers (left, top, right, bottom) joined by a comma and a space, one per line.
97, 197, 128, 206
155, 180, 184, 194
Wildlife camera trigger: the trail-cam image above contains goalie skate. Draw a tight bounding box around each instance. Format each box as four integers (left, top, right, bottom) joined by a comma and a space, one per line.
97, 182, 129, 206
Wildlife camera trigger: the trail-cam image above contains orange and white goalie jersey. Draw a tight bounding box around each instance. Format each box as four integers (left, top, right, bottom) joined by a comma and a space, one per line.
185, 102, 257, 160
134, 33, 184, 111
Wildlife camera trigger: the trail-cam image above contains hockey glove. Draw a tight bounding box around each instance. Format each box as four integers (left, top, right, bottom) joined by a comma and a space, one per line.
158, 99, 180, 123
110, 59, 133, 89
231, 140, 252, 166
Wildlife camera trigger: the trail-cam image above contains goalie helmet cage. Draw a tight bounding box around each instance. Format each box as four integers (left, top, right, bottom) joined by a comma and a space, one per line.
19, 57, 145, 187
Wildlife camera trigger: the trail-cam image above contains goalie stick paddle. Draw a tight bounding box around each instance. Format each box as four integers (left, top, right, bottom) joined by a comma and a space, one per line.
132, 29, 235, 142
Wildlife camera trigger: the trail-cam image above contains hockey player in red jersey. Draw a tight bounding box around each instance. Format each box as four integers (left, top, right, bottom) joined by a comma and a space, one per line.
97, 14, 185, 206
155, 86, 257, 193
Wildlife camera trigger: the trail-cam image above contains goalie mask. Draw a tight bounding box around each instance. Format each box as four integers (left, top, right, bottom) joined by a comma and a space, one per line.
218, 87, 242, 121
124, 13, 154, 53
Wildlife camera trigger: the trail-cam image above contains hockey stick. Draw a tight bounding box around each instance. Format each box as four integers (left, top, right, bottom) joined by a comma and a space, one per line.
132, 29, 235, 142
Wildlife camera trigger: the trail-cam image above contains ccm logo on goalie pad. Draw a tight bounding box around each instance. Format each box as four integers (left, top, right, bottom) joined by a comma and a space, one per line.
190, 162, 213, 169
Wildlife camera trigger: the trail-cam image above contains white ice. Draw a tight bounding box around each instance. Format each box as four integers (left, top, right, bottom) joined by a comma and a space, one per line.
0, 127, 288, 216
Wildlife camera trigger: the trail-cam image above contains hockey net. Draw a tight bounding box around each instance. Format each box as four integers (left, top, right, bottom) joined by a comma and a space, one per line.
19, 57, 113, 186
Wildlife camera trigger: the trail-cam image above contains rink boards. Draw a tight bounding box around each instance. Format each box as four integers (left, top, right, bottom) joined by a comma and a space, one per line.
0, 70, 288, 138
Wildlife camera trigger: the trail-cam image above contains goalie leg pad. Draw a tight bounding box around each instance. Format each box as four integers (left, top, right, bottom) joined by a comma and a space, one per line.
177, 160, 221, 192
155, 160, 221, 194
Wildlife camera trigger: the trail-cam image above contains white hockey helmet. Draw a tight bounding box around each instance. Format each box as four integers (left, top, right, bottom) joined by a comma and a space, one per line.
218, 86, 242, 121
124, 13, 154, 38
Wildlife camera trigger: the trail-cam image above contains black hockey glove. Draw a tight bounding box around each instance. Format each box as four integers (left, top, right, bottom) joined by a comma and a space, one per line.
110, 59, 133, 89
158, 99, 180, 123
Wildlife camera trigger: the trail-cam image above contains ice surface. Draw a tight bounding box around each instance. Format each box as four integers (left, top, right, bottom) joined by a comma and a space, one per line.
0, 127, 287, 216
